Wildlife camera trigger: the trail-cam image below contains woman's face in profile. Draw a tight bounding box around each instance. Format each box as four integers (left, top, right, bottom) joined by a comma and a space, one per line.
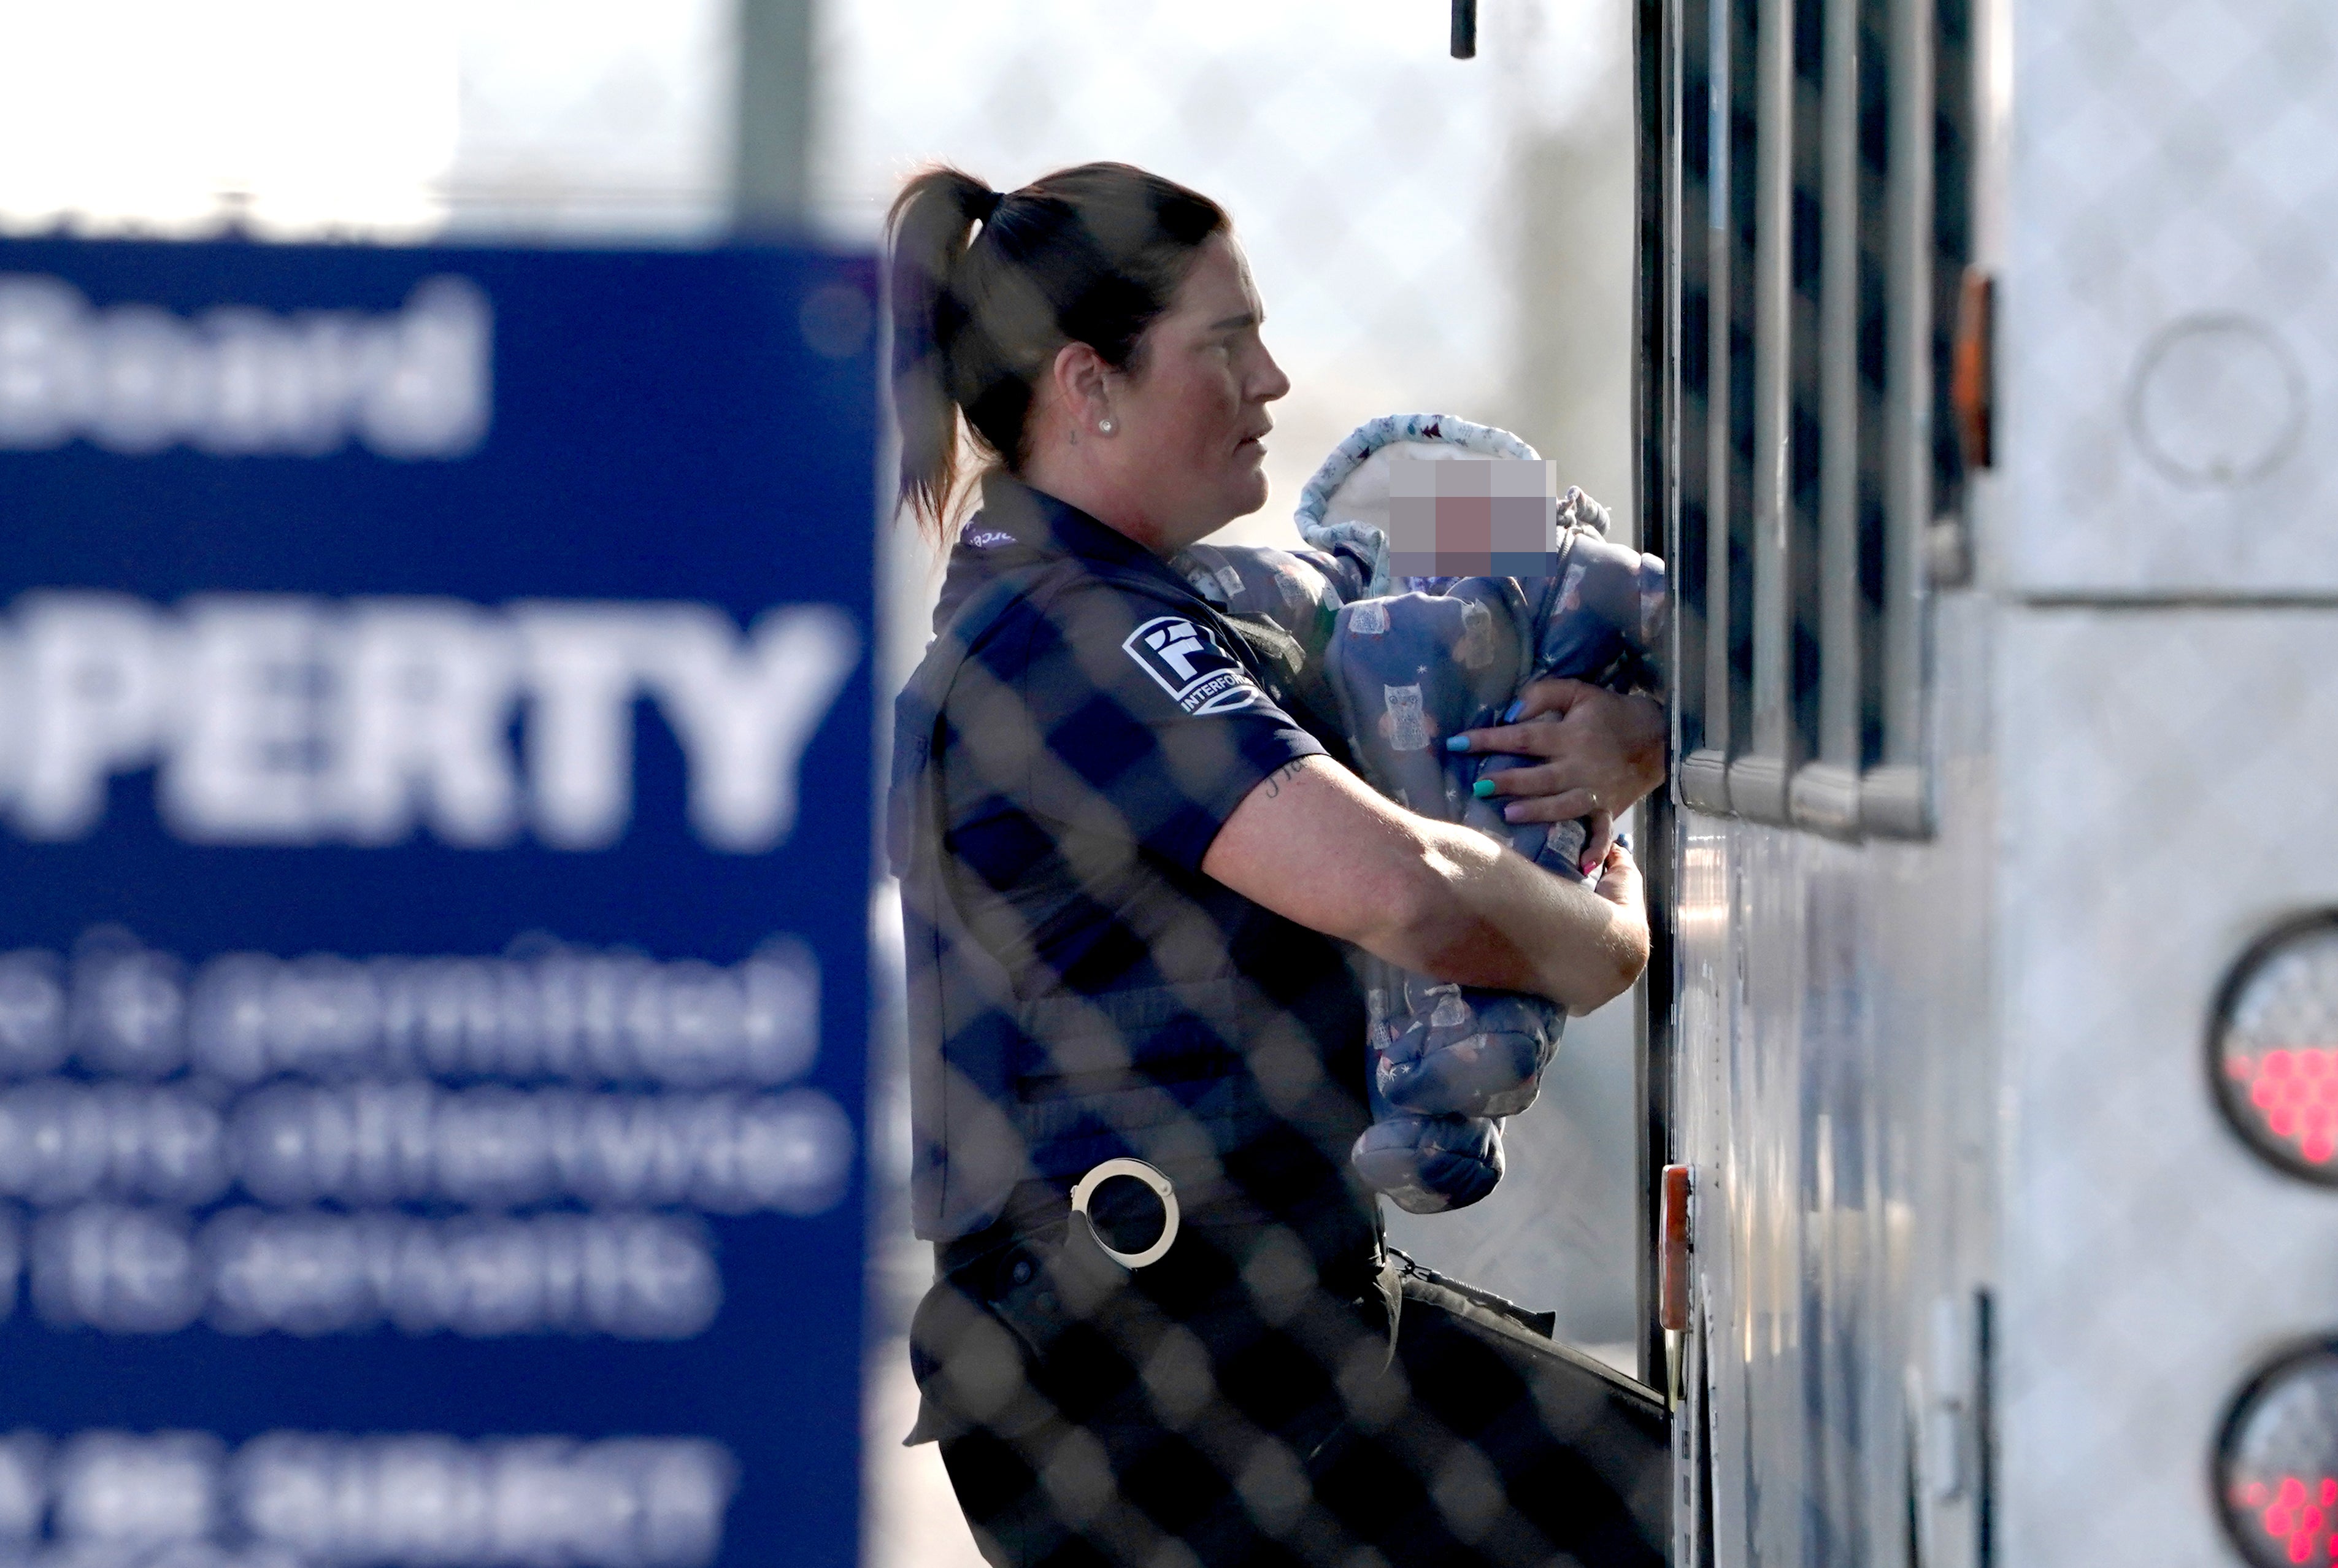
1111, 234, 1292, 548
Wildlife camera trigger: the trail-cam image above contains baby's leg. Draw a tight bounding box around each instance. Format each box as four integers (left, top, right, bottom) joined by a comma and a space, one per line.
1326, 586, 1563, 1212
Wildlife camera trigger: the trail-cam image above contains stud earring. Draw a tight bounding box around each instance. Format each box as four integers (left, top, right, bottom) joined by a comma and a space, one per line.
1098, 418, 1115, 435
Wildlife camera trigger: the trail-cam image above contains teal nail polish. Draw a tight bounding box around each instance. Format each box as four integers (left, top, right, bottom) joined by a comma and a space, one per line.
1472, 779, 1496, 799
1501, 699, 1525, 722
1445, 735, 1470, 752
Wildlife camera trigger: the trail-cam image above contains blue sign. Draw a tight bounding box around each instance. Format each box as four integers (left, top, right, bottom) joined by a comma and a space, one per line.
0, 239, 879, 1567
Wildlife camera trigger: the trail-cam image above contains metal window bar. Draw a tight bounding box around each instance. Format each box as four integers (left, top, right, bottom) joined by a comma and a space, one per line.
1725, 0, 1796, 821
1681, 0, 1764, 817
1672, 0, 1963, 838
1931, 0, 1975, 518
1789, 0, 1864, 833
1858, 0, 1939, 834
1783, 0, 1829, 827
1674, 0, 1726, 812
1853, 0, 1891, 775
1724, 0, 1759, 810
1673, 0, 1715, 783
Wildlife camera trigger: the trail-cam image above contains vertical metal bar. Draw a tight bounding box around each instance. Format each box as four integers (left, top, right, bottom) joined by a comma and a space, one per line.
1674, 0, 1712, 769
1850, 0, 1934, 836
1661, 0, 1687, 596
1818, 0, 1859, 771
1728, 0, 1794, 820
1678, 0, 1736, 814
1704, 0, 1732, 750
731, 0, 815, 233
1635, 0, 1680, 1396
1784, 0, 1864, 832
1885, 0, 1931, 767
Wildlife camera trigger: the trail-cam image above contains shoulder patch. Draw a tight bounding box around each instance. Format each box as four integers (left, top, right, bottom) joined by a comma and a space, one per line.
1121, 615, 1259, 716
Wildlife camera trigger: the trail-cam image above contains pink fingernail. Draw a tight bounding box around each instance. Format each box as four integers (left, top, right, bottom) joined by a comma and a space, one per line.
1502, 802, 1524, 823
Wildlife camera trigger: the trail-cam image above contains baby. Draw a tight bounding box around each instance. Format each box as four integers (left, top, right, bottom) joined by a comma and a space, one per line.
1174, 414, 1665, 1213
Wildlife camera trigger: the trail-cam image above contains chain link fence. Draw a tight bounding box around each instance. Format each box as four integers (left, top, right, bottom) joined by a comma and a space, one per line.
814, 6, 1655, 1561
0, 6, 1655, 1561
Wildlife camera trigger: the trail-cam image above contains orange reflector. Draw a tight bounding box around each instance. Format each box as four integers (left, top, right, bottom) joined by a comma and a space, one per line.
1952, 267, 1994, 471
1658, 1163, 1691, 1332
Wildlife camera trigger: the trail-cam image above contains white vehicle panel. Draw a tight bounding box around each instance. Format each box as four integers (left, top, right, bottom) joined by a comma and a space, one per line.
2001, 0, 2338, 594
1997, 607, 2338, 1567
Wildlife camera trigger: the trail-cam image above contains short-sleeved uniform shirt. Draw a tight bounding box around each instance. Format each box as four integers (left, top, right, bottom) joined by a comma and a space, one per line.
890, 474, 1374, 1259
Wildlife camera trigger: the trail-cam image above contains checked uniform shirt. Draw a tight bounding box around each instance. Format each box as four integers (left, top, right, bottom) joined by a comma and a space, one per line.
888, 470, 1376, 1262
886, 472, 1669, 1568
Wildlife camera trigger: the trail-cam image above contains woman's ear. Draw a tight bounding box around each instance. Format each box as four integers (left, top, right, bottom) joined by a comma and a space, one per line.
1052, 340, 1114, 434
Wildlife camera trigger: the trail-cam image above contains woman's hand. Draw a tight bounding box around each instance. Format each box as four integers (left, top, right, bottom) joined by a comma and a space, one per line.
1590, 838, 1640, 912
1447, 680, 1667, 872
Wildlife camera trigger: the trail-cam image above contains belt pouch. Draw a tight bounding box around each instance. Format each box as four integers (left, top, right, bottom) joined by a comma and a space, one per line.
907, 1218, 1133, 1445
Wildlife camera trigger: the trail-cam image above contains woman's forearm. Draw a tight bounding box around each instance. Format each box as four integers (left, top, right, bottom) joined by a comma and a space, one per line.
1204, 756, 1650, 1013
1380, 820, 1648, 1013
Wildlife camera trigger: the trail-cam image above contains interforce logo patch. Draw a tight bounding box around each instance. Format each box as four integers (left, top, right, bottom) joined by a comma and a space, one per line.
1121, 615, 1258, 716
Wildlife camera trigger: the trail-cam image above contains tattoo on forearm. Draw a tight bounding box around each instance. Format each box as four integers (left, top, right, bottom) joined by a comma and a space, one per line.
1262, 758, 1310, 798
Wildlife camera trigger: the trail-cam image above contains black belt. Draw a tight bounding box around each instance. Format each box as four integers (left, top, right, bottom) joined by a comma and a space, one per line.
939, 1173, 1383, 1304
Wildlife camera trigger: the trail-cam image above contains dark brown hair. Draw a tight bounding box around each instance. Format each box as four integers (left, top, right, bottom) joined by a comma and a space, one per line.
885, 161, 1228, 537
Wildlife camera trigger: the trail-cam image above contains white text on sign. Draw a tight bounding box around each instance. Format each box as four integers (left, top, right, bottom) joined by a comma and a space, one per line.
0, 594, 861, 851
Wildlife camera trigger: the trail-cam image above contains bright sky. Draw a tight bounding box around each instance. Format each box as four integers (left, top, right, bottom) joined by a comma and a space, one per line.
0, 1, 459, 236
0, 0, 1628, 540
811, 0, 1628, 542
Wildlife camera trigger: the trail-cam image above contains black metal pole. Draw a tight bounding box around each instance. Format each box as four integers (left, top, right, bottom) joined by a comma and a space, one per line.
1632, 0, 1679, 1397
1451, 0, 1478, 58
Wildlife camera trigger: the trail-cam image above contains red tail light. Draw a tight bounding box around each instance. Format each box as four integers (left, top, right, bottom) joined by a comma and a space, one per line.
2220, 1346, 2338, 1568
2212, 917, 2338, 1183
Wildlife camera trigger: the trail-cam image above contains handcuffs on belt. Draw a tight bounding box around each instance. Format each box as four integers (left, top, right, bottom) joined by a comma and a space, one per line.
1069, 1156, 1181, 1269
1069, 1155, 1402, 1367
1053, 1156, 1400, 1372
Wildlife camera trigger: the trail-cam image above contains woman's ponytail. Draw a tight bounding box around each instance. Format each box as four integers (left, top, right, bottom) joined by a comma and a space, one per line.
886, 167, 998, 540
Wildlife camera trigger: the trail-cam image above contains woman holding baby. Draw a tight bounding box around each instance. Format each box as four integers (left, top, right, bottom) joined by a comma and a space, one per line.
887, 159, 1668, 1568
